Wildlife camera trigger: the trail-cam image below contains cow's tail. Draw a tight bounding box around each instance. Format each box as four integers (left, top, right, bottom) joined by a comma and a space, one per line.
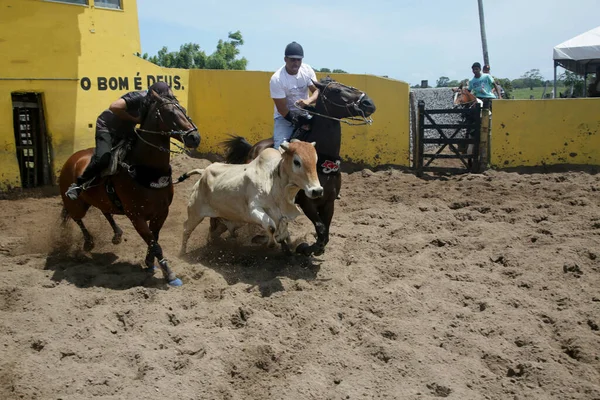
222, 135, 252, 164
175, 168, 204, 184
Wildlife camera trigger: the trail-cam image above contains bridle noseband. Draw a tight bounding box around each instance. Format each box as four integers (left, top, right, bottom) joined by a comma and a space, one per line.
135, 100, 198, 153
294, 82, 373, 126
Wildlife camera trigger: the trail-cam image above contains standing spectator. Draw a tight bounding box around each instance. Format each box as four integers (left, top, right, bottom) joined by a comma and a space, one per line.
468, 62, 501, 109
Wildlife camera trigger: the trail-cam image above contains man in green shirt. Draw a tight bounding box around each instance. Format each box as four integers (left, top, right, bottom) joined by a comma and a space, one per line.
469, 62, 501, 109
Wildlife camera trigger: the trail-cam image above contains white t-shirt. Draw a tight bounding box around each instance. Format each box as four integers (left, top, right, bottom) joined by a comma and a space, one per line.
269, 63, 317, 118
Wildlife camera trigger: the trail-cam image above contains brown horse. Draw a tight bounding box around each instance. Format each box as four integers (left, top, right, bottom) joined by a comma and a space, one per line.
59, 90, 200, 286
222, 77, 376, 256
453, 87, 479, 107
452, 87, 484, 164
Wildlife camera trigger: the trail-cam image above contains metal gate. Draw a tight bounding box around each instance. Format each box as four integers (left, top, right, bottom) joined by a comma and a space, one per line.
12, 93, 53, 188
414, 100, 481, 176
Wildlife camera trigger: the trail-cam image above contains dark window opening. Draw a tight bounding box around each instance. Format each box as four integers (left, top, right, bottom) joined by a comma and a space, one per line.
12, 93, 54, 188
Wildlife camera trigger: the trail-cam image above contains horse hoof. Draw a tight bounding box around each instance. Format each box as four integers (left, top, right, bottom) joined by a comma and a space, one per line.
112, 234, 122, 245
313, 247, 325, 256
83, 241, 94, 252
168, 278, 183, 287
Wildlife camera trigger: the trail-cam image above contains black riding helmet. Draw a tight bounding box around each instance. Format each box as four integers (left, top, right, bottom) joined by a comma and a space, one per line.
148, 81, 171, 96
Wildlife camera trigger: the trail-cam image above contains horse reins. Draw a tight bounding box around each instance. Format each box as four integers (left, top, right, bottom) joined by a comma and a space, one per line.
135, 101, 198, 153
294, 82, 373, 126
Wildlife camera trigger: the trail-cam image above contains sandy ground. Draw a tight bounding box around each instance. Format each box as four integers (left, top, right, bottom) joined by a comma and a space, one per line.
0, 153, 599, 400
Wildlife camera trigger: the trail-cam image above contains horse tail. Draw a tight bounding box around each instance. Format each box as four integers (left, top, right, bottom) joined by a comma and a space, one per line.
222, 135, 252, 164
175, 169, 204, 184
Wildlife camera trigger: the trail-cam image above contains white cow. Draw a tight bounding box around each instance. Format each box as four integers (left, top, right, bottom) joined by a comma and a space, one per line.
178, 140, 323, 255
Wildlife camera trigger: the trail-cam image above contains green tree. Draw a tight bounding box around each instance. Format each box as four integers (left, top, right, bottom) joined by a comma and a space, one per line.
559, 70, 587, 97
436, 76, 450, 87
142, 31, 247, 70
520, 69, 544, 90
510, 78, 526, 89
316, 68, 347, 73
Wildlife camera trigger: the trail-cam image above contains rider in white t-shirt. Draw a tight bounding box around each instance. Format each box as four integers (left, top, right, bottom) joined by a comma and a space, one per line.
269, 41, 319, 149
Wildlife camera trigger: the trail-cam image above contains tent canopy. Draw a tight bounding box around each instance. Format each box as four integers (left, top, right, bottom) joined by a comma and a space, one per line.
553, 26, 600, 75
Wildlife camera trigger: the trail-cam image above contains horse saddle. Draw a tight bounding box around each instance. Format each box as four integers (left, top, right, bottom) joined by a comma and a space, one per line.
103, 139, 131, 177
80, 139, 131, 191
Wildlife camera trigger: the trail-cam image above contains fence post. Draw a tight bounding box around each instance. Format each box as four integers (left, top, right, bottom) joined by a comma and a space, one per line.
410, 92, 417, 169
416, 100, 425, 177
478, 106, 490, 172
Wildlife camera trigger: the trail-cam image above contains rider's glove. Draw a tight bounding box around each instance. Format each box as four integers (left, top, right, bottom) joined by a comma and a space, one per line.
283, 112, 294, 126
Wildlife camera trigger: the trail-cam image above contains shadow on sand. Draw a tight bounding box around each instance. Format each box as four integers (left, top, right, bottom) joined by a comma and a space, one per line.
181, 237, 323, 297
44, 250, 168, 290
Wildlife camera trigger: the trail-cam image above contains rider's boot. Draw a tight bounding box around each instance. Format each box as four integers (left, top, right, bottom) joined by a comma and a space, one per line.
65, 154, 107, 200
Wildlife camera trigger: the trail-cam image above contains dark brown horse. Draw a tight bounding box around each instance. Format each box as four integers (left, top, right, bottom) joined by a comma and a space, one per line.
59, 90, 200, 286
222, 77, 376, 256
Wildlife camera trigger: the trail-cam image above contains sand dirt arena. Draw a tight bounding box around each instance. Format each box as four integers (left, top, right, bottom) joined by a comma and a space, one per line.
0, 153, 599, 400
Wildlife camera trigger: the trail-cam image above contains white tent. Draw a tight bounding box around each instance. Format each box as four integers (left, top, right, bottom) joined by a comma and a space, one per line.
553, 26, 600, 97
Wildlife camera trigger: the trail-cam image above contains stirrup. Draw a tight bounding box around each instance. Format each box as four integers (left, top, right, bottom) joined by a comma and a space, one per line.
65, 183, 82, 201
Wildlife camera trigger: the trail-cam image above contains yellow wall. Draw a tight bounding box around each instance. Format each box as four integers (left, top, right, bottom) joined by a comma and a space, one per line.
188, 70, 410, 166
491, 99, 600, 168
0, 0, 410, 190
0, 0, 189, 189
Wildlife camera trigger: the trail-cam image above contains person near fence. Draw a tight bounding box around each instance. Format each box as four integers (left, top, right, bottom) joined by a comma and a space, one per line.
589, 66, 600, 97
482, 64, 505, 99
269, 41, 319, 149
468, 62, 501, 109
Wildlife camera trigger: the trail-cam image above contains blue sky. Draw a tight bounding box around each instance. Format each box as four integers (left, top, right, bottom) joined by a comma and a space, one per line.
138, 0, 599, 85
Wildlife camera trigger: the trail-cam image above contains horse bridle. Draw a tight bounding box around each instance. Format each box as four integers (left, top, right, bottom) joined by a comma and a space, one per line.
453, 90, 477, 109
294, 82, 373, 126
135, 100, 198, 153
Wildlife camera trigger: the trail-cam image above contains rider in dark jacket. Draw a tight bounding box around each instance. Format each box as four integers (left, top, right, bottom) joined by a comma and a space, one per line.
65, 82, 172, 200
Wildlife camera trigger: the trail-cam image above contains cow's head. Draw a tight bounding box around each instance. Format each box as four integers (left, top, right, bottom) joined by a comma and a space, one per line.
280, 140, 323, 199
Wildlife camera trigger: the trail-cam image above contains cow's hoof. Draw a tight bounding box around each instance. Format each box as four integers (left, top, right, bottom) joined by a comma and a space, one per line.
280, 242, 293, 256
295, 242, 311, 256
112, 234, 122, 245
83, 240, 94, 252
251, 235, 269, 245
168, 278, 183, 287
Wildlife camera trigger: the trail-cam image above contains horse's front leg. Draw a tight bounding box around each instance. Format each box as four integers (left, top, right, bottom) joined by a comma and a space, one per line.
129, 214, 182, 287
148, 212, 181, 286
102, 213, 123, 244
74, 219, 95, 252
295, 193, 327, 256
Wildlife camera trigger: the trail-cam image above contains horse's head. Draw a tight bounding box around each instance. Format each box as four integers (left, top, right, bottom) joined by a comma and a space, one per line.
143, 89, 201, 149
312, 77, 376, 122
453, 88, 478, 107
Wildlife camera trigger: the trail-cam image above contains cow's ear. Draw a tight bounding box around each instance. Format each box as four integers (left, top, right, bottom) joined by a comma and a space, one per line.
280, 141, 290, 152
310, 142, 316, 147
